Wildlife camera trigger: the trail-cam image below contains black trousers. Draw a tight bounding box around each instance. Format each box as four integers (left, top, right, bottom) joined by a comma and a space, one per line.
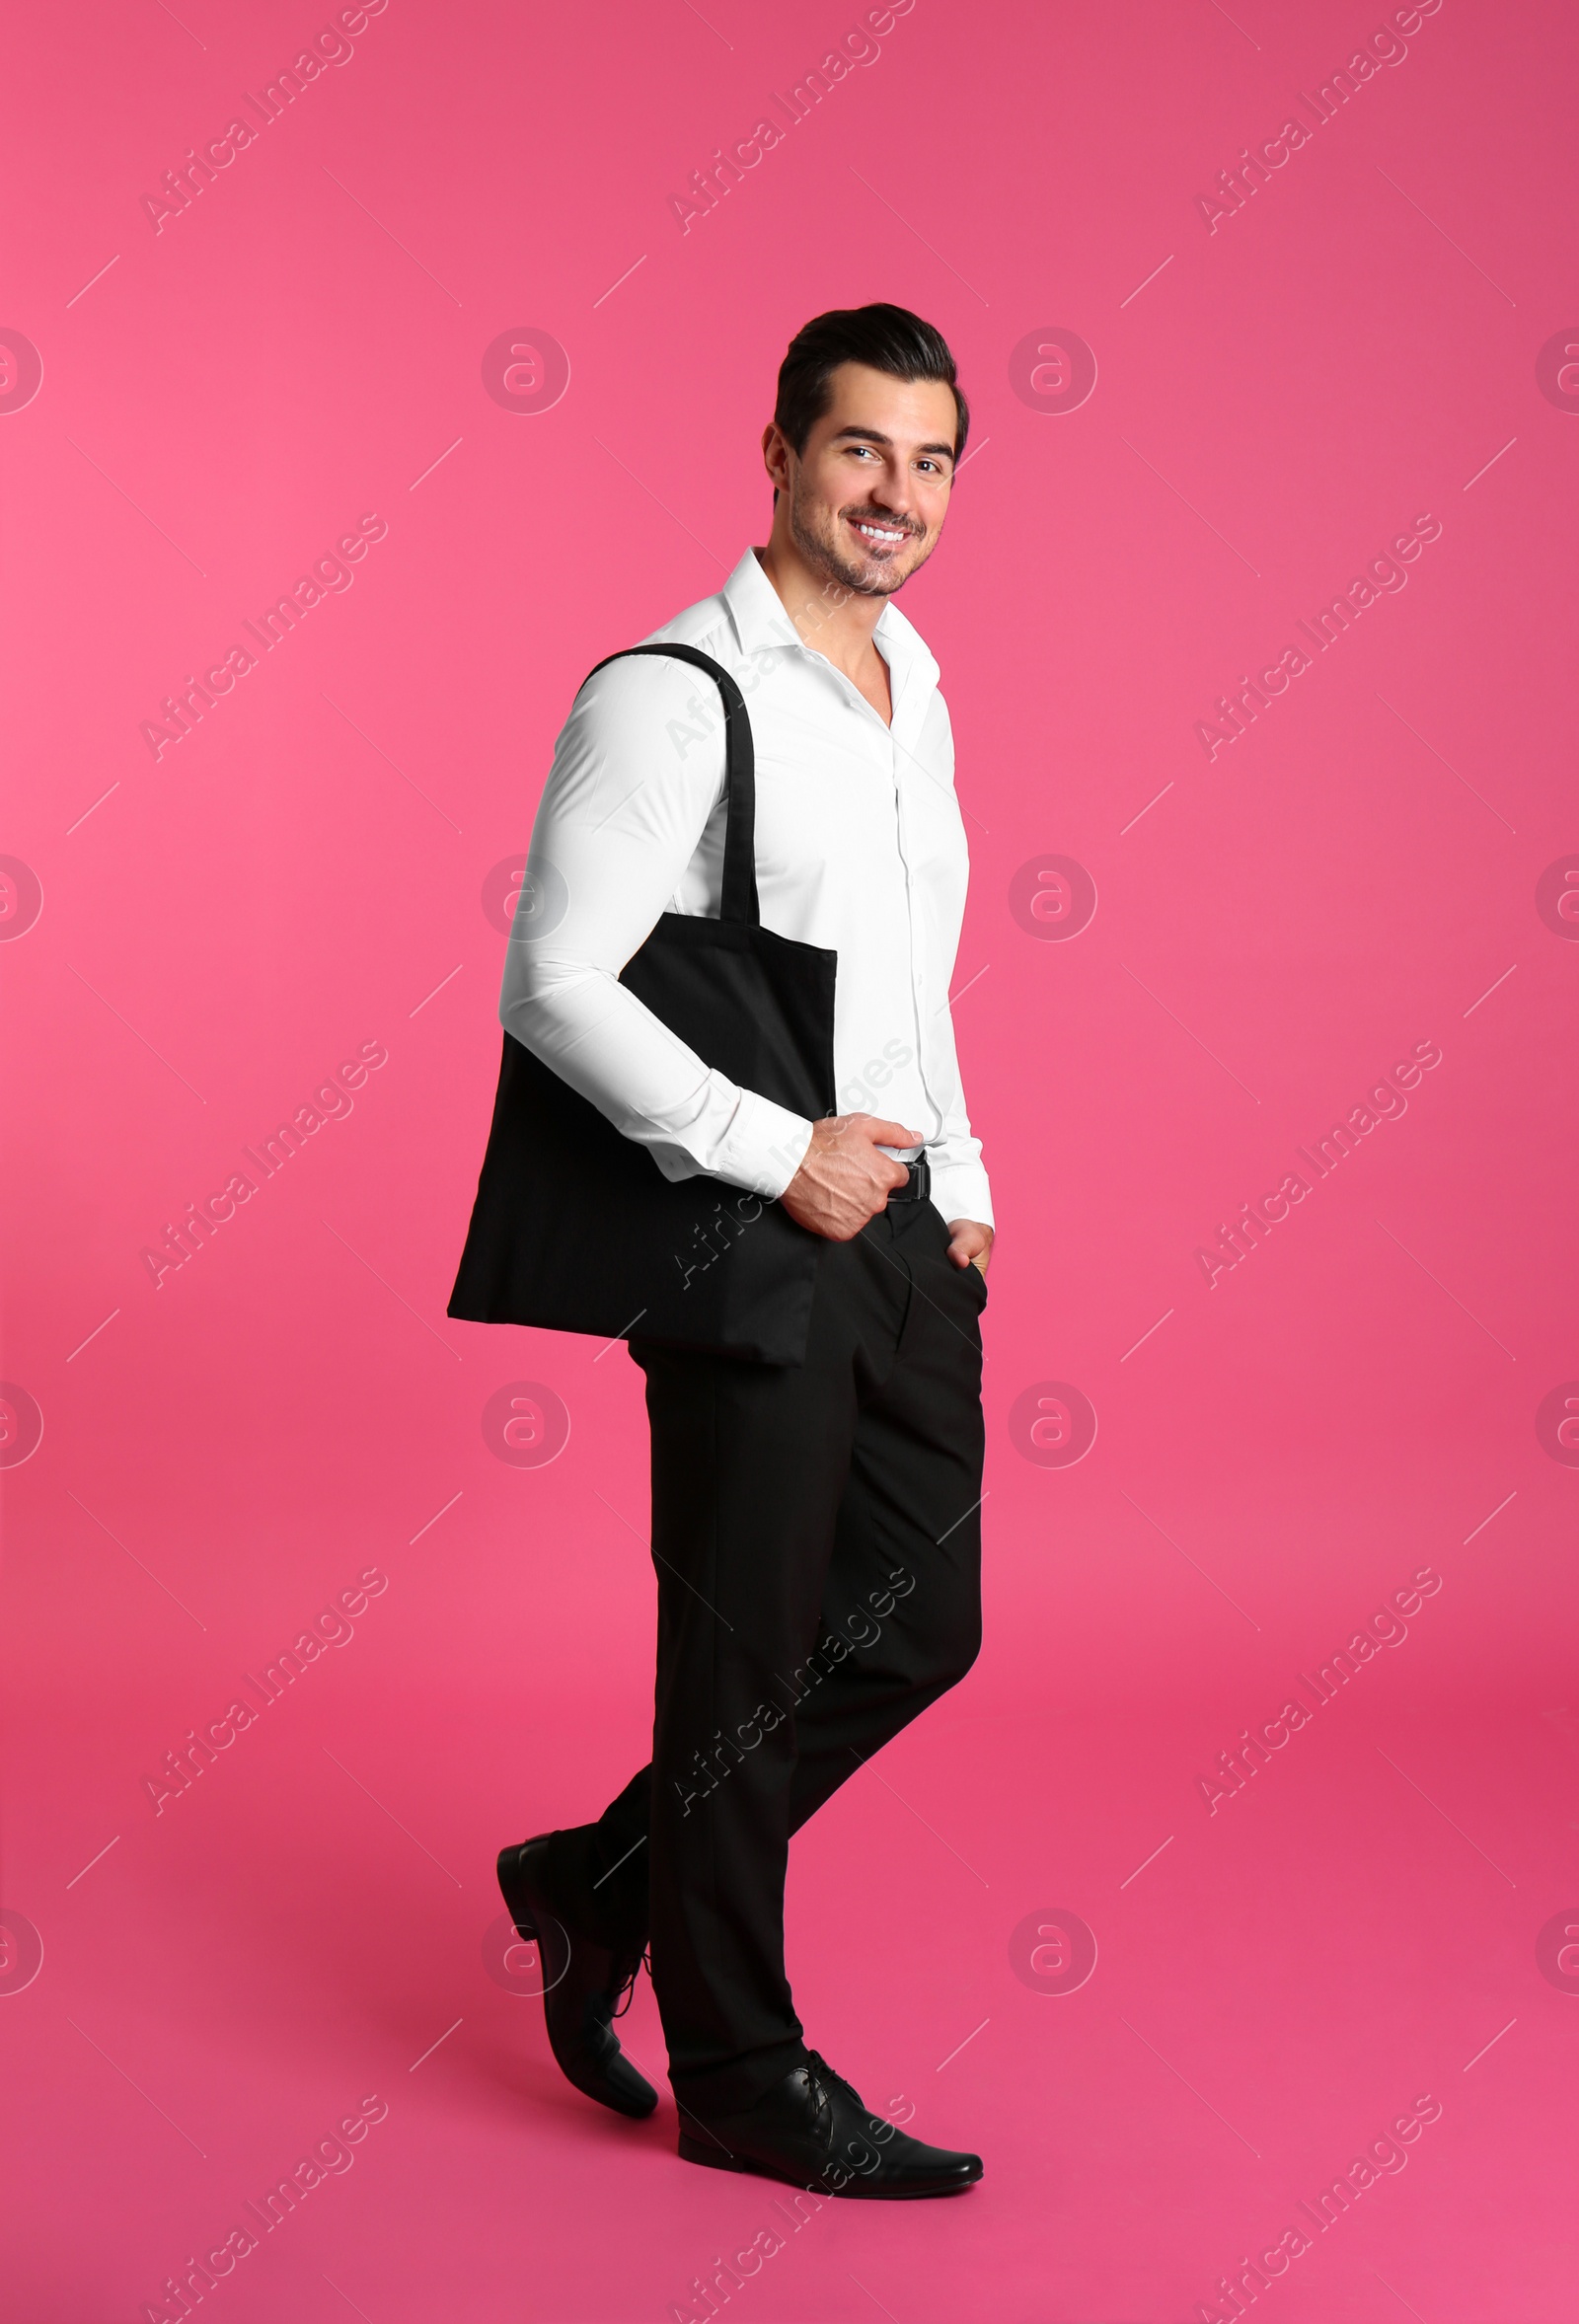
546, 1198, 986, 2116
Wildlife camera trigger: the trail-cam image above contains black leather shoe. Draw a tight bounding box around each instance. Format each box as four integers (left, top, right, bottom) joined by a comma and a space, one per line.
678, 2050, 982, 2197
496, 1835, 657, 2119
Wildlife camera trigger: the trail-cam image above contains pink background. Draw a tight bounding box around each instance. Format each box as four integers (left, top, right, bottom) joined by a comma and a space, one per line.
4, 1, 1578, 2316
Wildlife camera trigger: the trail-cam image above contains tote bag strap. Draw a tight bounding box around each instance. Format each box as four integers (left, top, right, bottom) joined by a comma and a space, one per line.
578, 642, 759, 930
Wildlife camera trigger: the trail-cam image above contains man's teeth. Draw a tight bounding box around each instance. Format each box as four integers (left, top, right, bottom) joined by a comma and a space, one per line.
854, 521, 906, 543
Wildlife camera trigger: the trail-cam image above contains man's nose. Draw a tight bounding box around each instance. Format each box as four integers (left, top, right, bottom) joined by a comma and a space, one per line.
865, 479, 917, 523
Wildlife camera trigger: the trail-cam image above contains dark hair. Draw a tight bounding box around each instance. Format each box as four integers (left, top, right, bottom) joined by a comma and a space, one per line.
773, 303, 969, 466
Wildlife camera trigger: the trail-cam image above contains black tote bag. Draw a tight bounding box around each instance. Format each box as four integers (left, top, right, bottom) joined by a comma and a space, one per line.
446, 643, 836, 1365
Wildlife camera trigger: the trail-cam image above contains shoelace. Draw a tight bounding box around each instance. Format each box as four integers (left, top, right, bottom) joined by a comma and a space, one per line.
802, 2050, 847, 2103
610, 1942, 651, 2022
804, 2050, 877, 2123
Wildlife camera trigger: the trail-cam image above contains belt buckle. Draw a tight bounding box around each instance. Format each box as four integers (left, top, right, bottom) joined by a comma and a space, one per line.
891, 1155, 929, 1206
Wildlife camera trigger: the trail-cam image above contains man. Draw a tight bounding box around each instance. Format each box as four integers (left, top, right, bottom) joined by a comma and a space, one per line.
494, 305, 993, 2197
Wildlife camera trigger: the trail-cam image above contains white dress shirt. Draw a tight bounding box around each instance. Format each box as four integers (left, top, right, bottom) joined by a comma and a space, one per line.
498, 547, 993, 1230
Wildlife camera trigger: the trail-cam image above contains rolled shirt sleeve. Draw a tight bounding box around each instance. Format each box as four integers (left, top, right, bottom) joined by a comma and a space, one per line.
498, 653, 816, 1200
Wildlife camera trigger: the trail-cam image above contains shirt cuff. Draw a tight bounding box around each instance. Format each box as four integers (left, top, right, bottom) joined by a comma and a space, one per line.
928, 1159, 994, 1233
716, 1087, 815, 1201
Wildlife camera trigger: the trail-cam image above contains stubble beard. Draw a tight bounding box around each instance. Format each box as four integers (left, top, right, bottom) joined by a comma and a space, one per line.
788, 474, 934, 600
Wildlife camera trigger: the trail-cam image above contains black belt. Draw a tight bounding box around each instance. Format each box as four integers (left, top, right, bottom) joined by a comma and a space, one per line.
886, 1155, 931, 1207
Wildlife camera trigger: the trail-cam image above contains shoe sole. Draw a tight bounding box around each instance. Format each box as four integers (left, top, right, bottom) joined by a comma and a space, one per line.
677, 2133, 981, 2196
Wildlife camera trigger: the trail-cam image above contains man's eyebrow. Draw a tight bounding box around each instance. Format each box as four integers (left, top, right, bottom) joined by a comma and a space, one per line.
827, 424, 957, 462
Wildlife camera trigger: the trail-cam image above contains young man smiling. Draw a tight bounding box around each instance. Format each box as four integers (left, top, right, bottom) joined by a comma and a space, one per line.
495, 305, 993, 2196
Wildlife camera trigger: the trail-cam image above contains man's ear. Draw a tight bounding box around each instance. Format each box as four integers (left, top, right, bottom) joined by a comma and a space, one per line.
762, 420, 794, 497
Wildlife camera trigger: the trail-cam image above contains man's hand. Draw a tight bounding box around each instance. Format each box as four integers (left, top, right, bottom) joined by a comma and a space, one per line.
946, 1221, 994, 1275
781, 1115, 921, 1241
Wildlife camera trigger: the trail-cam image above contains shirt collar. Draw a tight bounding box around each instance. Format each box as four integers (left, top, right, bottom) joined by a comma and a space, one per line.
721, 548, 940, 700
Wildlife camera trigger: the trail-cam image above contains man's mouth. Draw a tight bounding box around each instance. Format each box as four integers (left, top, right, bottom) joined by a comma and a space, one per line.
847, 515, 914, 550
